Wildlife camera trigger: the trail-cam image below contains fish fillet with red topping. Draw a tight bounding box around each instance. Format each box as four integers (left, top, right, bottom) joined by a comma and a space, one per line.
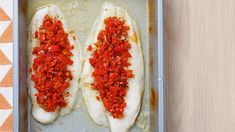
81, 2, 144, 132
28, 4, 82, 124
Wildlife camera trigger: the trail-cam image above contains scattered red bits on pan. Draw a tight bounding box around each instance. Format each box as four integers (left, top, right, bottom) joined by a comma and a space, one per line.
30, 15, 74, 112
88, 17, 134, 118
87, 45, 92, 51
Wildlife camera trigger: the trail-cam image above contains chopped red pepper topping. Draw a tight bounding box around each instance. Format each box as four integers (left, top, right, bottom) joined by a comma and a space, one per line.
89, 17, 134, 118
30, 15, 73, 112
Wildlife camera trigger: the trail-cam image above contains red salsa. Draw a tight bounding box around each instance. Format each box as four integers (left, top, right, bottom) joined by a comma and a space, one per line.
30, 15, 73, 112
88, 17, 134, 118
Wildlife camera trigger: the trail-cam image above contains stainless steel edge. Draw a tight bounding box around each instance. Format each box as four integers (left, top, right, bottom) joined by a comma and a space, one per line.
13, 0, 19, 131
14, 0, 28, 131
158, 0, 164, 131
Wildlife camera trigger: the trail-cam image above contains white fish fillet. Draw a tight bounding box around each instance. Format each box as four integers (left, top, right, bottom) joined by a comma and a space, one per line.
28, 4, 82, 124
81, 2, 144, 132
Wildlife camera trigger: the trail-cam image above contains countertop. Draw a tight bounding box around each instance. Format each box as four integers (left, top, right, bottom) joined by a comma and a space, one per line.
164, 0, 235, 132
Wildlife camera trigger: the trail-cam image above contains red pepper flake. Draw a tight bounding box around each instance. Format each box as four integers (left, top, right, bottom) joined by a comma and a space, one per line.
29, 68, 32, 73
89, 17, 134, 118
70, 45, 74, 50
72, 36, 76, 40
30, 15, 74, 112
87, 45, 92, 51
96, 96, 100, 101
35, 31, 38, 38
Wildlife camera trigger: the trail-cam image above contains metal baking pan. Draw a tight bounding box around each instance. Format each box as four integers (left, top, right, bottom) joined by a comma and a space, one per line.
13, 0, 164, 131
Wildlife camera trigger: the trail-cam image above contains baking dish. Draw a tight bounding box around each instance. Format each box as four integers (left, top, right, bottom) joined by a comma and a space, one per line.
13, 0, 164, 131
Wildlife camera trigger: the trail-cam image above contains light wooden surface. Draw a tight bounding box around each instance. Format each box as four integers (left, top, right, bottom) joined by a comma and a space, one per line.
164, 0, 235, 132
